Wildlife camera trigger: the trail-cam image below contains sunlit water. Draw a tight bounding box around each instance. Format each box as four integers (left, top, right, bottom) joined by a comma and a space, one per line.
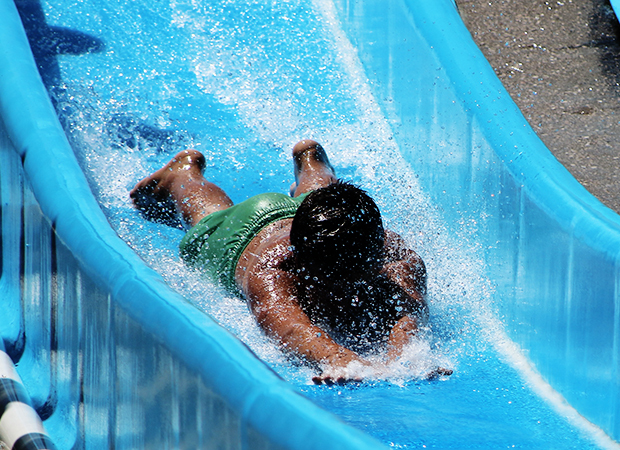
39, 0, 609, 447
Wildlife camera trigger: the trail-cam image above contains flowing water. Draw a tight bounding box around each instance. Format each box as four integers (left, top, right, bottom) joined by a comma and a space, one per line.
36, 0, 611, 447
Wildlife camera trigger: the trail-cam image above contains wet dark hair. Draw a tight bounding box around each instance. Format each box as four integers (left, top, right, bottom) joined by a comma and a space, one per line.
290, 181, 384, 275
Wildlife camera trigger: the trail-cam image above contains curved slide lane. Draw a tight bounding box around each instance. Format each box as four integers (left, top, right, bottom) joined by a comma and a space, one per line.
1, 0, 619, 448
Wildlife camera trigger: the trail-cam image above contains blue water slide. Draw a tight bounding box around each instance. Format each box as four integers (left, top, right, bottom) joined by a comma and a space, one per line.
612, 0, 620, 21
0, 0, 382, 449
1, 0, 619, 448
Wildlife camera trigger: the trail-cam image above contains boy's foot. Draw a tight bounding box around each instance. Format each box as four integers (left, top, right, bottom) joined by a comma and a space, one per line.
130, 149, 206, 228
290, 140, 337, 196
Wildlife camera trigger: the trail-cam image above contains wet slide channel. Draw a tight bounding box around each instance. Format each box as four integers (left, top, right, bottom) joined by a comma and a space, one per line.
1, 0, 620, 448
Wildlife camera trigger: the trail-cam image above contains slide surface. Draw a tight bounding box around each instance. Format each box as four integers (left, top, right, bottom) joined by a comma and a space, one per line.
1, 0, 619, 448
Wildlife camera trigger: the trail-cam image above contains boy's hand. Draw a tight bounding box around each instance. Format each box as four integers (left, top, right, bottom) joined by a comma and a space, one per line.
312, 352, 372, 385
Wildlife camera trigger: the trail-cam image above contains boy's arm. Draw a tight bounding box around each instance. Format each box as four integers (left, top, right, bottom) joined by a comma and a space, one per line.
244, 264, 370, 384
382, 229, 428, 359
382, 229, 429, 321
382, 231, 453, 377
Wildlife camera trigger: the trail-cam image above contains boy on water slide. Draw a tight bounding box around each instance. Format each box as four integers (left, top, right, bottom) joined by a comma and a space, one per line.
130, 140, 451, 383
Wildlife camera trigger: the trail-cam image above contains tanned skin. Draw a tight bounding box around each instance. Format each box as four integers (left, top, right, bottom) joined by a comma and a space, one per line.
131, 140, 451, 383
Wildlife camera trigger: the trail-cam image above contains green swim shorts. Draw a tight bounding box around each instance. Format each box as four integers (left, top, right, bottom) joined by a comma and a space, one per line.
180, 192, 309, 296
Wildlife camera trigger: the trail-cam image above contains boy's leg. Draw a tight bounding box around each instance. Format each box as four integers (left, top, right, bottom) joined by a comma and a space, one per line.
130, 149, 233, 228
290, 140, 337, 197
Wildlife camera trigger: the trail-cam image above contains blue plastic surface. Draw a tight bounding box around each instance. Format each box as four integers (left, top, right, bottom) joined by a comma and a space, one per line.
1, 0, 620, 448
331, 1, 620, 445
0, 0, 385, 448
612, 0, 620, 21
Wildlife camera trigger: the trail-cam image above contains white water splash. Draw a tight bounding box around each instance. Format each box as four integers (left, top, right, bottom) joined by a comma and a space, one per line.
51, 0, 493, 385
